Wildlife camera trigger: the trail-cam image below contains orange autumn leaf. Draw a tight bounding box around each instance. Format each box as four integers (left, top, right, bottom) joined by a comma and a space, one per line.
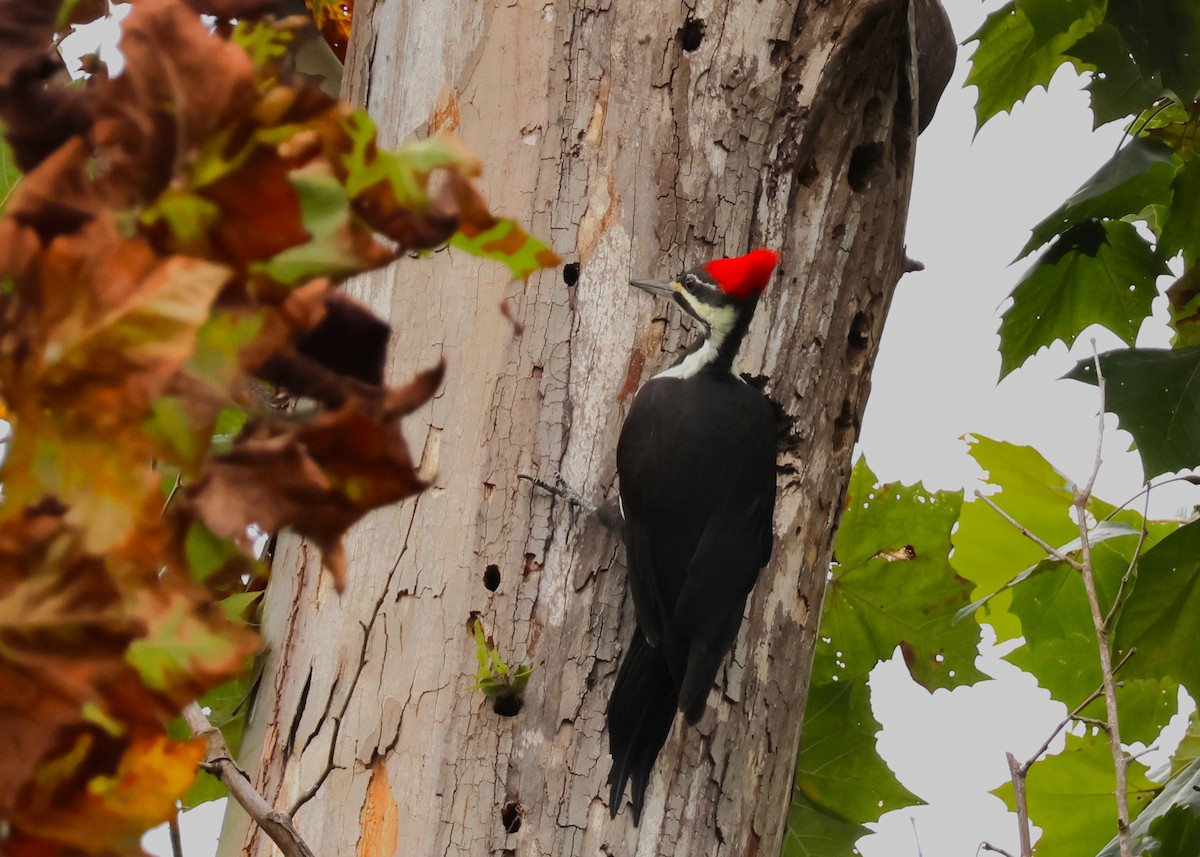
125, 587, 259, 703
305, 0, 353, 62
12, 733, 205, 854
33, 227, 230, 424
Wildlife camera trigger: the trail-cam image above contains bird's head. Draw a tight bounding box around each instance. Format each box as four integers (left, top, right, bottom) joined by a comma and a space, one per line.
629, 248, 779, 339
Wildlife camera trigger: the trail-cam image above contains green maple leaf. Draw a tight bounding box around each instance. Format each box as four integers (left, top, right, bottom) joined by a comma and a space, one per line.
1066, 346, 1200, 477
965, 0, 1104, 130
819, 458, 981, 689
1000, 219, 1167, 379
994, 732, 1157, 857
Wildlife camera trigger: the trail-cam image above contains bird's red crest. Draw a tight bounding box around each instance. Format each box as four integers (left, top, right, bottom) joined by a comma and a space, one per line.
703, 248, 779, 299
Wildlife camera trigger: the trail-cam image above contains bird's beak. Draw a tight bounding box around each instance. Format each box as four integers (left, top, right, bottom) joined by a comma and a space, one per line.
629, 278, 679, 297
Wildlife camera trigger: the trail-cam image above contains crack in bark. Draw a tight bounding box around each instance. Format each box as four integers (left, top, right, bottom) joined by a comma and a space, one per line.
284, 668, 312, 760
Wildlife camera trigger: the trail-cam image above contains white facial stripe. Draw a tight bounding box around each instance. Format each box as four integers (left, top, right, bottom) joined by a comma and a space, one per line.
655, 340, 718, 379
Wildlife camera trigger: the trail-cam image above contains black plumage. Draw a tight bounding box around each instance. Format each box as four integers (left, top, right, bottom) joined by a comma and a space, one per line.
608, 367, 777, 823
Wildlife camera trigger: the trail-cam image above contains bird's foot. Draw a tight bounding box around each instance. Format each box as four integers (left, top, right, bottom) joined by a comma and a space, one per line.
518, 470, 624, 537
517, 469, 597, 513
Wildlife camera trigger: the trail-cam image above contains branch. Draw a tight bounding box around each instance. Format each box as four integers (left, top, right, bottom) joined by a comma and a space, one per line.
1005, 651, 1135, 857
1074, 341, 1133, 857
984, 343, 1140, 857
972, 490, 1082, 571
182, 703, 317, 857
1097, 474, 1200, 523
168, 811, 184, 857
1006, 752, 1033, 857
1018, 648, 1136, 780
980, 842, 1018, 857
1104, 489, 1150, 631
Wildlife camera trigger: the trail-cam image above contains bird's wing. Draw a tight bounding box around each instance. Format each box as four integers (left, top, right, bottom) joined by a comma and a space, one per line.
672, 467, 775, 719
617, 375, 777, 699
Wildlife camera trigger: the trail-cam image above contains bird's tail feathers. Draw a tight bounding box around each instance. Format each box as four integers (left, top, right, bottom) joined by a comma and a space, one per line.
607, 631, 678, 825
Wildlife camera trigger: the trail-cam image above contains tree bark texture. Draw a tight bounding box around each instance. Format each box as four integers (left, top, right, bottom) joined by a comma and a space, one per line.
220, 0, 918, 854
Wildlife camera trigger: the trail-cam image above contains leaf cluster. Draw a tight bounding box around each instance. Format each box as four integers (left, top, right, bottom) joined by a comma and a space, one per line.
969, 2, 1200, 421
788, 438, 1200, 857
966, 0, 1200, 131
966, 441, 1200, 857
468, 617, 535, 718
787, 460, 980, 856
0, 0, 556, 852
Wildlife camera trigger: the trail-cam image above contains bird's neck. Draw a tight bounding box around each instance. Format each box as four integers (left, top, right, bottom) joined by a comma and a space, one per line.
654, 305, 754, 380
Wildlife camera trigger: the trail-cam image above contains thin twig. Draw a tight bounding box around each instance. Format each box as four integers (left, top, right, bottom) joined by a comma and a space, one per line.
182, 703, 317, 857
1079, 341, 1106, 501
1075, 342, 1133, 857
1104, 489, 1151, 630
1018, 648, 1136, 776
973, 490, 1082, 570
1006, 752, 1033, 857
168, 810, 184, 857
980, 843, 1018, 857
1118, 99, 1173, 153
1023, 686, 1103, 773
910, 816, 923, 857
1126, 744, 1159, 764
1098, 474, 1200, 523
161, 471, 183, 515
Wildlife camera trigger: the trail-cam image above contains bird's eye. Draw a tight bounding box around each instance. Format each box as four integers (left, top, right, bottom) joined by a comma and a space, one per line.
681, 277, 696, 293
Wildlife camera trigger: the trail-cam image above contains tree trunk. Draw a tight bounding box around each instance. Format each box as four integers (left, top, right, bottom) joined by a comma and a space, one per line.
219, 0, 918, 854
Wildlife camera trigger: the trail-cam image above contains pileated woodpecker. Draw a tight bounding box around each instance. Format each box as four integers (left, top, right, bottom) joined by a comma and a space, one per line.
608, 248, 779, 823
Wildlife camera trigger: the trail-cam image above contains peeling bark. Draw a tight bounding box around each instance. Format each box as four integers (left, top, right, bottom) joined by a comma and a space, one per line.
219, 0, 919, 854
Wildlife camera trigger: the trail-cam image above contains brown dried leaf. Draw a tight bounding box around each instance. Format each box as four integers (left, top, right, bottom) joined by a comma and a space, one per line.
6, 214, 231, 424
0, 56, 92, 174
187, 362, 443, 589
193, 148, 310, 272
125, 586, 259, 703
0, 505, 156, 816
4, 137, 102, 242
0, 0, 62, 86
255, 292, 392, 405
0, 394, 172, 551
91, 0, 259, 206
304, 0, 352, 62
0, 218, 41, 281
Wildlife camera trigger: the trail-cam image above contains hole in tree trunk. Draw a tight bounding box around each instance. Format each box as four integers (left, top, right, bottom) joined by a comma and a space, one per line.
483, 564, 501, 591
493, 692, 523, 717
847, 142, 884, 192
848, 311, 870, 351
678, 16, 705, 51
501, 801, 523, 833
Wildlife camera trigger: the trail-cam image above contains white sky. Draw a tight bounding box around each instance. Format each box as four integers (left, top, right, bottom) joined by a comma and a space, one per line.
118, 0, 1198, 853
